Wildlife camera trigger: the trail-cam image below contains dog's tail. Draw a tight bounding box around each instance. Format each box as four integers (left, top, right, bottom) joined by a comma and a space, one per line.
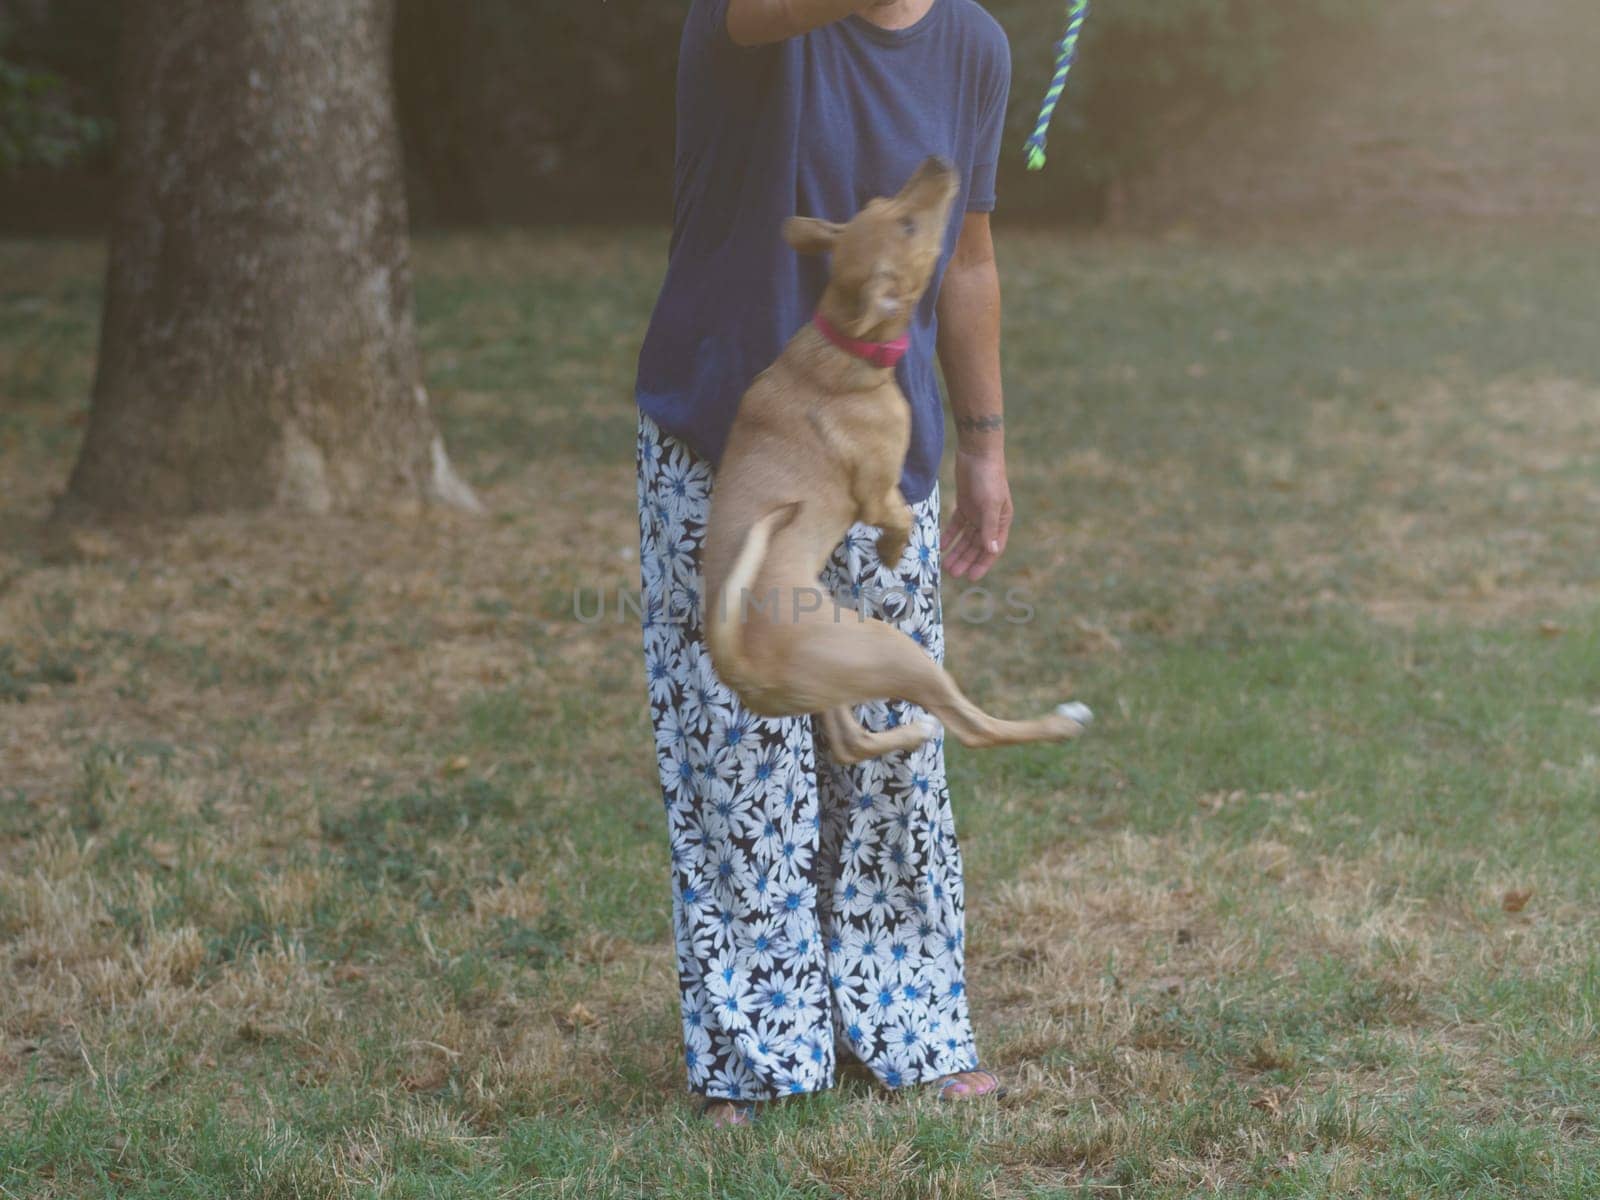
707, 502, 802, 686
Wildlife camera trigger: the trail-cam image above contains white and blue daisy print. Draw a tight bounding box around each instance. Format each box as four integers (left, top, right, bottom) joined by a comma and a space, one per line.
635, 413, 980, 1101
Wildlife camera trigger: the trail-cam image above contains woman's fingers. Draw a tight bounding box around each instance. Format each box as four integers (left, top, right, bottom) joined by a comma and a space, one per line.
963, 508, 1007, 580
944, 520, 978, 578
943, 506, 1011, 581
962, 539, 1000, 582
939, 516, 964, 555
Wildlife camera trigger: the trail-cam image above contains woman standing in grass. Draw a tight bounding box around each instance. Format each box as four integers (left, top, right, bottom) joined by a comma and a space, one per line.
633, 0, 1016, 1127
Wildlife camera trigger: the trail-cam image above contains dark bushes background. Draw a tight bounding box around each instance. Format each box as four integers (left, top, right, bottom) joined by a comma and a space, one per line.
0, 0, 1370, 231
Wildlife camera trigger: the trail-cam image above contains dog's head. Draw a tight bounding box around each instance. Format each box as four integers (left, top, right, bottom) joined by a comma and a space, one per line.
783, 156, 960, 341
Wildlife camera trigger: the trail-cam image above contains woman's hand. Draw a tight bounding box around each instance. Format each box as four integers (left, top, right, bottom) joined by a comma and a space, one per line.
942, 447, 1012, 582
727, 0, 897, 45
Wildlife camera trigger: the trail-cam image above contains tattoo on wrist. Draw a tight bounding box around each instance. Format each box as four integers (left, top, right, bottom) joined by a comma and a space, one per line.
956, 413, 1004, 435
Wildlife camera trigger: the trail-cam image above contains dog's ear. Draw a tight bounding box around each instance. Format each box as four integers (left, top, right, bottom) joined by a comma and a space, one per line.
783, 217, 844, 256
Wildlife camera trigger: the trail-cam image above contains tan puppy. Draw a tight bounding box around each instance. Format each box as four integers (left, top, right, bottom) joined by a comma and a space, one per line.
704, 156, 1087, 765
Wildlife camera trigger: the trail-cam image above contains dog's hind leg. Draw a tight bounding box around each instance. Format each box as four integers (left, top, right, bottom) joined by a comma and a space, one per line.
816, 704, 938, 766
779, 616, 1086, 751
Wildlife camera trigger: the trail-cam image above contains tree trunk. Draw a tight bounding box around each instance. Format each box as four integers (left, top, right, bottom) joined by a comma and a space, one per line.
61, 0, 478, 519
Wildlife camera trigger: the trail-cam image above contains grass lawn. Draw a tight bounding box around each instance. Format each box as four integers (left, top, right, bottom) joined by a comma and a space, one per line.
2, 226, 1598, 1197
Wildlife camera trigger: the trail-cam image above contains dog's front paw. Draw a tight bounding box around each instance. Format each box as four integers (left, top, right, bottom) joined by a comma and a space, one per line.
877, 529, 909, 566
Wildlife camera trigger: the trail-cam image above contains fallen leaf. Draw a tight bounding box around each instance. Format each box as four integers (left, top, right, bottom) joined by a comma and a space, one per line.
557, 1002, 601, 1031
237, 1021, 291, 1043
69, 530, 118, 561
443, 755, 470, 776
147, 840, 179, 870
998, 945, 1042, 967
1502, 888, 1533, 913
1068, 616, 1123, 656
401, 1060, 451, 1092
1251, 1087, 1290, 1116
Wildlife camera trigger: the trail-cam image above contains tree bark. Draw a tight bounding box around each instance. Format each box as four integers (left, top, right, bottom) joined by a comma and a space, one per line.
61, 0, 478, 518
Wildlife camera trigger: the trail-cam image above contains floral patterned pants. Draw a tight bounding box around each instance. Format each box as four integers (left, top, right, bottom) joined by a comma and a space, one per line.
635, 412, 979, 1102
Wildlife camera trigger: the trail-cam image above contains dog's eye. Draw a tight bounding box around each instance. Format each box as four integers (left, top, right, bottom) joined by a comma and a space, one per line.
899, 216, 917, 237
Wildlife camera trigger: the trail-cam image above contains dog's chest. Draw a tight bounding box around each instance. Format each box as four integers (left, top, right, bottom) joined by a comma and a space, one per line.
813, 385, 911, 469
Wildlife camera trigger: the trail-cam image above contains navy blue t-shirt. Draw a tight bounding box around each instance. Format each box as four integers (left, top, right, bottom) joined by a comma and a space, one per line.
634, 0, 1012, 505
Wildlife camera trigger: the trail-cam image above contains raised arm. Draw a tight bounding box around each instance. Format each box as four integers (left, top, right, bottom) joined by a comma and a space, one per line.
726, 0, 898, 47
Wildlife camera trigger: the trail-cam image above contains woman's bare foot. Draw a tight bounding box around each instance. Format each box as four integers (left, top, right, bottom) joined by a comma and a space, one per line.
933, 1068, 1006, 1100
701, 1099, 757, 1127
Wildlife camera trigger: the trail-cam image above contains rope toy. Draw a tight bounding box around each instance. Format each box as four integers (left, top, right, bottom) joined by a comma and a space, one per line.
1023, 0, 1090, 171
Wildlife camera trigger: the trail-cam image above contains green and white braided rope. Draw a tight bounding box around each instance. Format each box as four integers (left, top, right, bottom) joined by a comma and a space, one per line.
1023, 0, 1089, 171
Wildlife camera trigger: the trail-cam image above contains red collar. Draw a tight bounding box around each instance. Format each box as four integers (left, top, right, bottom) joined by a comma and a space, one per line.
812, 311, 909, 369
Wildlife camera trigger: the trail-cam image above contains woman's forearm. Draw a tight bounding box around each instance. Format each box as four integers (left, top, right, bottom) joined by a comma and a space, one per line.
937, 244, 1005, 459
726, 0, 895, 46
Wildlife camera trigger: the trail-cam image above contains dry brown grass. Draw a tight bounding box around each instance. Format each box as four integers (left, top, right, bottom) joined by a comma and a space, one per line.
3, 231, 1598, 1195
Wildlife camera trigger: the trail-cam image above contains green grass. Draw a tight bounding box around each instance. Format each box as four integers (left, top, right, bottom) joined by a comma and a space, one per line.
2, 227, 1598, 1197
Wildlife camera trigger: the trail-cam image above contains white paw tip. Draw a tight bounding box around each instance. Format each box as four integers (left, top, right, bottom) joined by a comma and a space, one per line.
1056, 701, 1094, 727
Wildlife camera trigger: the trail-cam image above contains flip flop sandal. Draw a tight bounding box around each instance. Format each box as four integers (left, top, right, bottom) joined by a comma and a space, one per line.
700, 1097, 759, 1127
936, 1068, 1008, 1101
